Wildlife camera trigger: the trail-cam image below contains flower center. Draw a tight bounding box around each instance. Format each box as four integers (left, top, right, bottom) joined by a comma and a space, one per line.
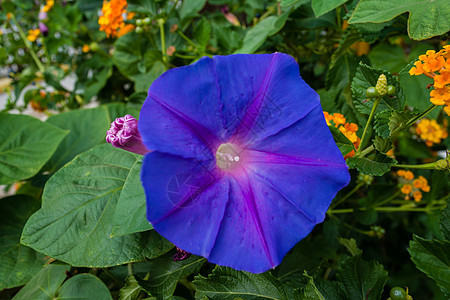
216, 143, 241, 170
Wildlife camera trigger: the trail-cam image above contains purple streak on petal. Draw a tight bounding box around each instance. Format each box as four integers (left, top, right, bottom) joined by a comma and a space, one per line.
139, 57, 225, 159
106, 114, 150, 155
147, 92, 222, 154
229, 53, 320, 147
246, 150, 347, 168
142, 152, 229, 257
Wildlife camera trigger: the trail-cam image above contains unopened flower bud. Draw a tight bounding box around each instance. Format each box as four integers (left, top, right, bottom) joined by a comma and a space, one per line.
375, 74, 387, 96
39, 23, 48, 37
106, 115, 150, 155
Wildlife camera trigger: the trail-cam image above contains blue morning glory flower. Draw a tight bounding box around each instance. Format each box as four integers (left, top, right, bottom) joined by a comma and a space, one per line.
139, 53, 350, 273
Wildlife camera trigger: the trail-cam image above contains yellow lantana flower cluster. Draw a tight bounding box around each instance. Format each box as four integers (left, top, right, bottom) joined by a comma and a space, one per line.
98, 0, 128, 38
27, 28, 40, 42
42, 0, 54, 12
409, 45, 450, 115
324, 112, 360, 159
397, 170, 430, 202
415, 118, 448, 147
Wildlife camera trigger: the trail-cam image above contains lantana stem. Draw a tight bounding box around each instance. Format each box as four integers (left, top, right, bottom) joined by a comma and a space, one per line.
11, 14, 45, 73
403, 104, 437, 128
392, 162, 438, 170
330, 181, 365, 209
159, 19, 168, 67
356, 97, 381, 155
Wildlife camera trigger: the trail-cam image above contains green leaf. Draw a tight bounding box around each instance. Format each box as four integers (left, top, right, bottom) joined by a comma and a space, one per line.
105, 102, 141, 121
234, 9, 291, 54
131, 61, 166, 93
112, 156, 152, 237
330, 30, 362, 69
328, 126, 355, 157
137, 254, 206, 299
337, 255, 388, 300
346, 150, 397, 176
21, 145, 173, 267
298, 272, 326, 300
348, 0, 450, 40
368, 44, 407, 73
373, 110, 391, 138
179, 0, 206, 20
58, 274, 112, 300
0, 113, 68, 185
311, 0, 347, 17
440, 202, 450, 241
0, 195, 45, 291
372, 136, 392, 153
408, 235, 450, 295
194, 266, 289, 300
338, 238, 363, 256
351, 63, 405, 115
194, 18, 212, 50
12, 264, 70, 300
119, 275, 142, 300
45, 106, 111, 172
127, 0, 157, 15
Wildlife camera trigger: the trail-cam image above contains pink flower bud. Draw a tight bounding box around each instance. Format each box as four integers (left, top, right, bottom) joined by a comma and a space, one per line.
106, 115, 150, 155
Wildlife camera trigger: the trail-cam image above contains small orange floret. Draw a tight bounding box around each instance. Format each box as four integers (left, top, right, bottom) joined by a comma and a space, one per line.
333, 113, 346, 127
404, 171, 414, 180
409, 61, 424, 76
416, 119, 448, 146
401, 184, 412, 194
397, 170, 406, 177
413, 191, 422, 202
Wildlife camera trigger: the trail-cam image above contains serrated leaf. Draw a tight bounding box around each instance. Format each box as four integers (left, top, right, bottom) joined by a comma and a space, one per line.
348, 0, 450, 40
12, 264, 70, 300
408, 235, 450, 295
330, 30, 362, 69
45, 106, 111, 173
373, 136, 392, 153
0, 113, 68, 185
21, 145, 173, 267
337, 256, 388, 300
193, 266, 289, 300
326, 54, 360, 92
373, 110, 391, 138
328, 126, 355, 157
346, 150, 397, 176
194, 18, 211, 50
440, 202, 450, 241
351, 63, 405, 115
0, 195, 45, 291
339, 238, 362, 256
298, 273, 326, 300
137, 254, 206, 299
312, 0, 347, 17
112, 156, 152, 237
179, 0, 206, 20
120, 275, 142, 300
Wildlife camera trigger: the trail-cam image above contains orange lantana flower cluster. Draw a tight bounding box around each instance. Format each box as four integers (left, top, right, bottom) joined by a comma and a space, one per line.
27, 28, 40, 42
98, 0, 129, 38
397, 170, 430, 202
324, 112, 360, 159
409, 45, 450, 115
42, 0, 54, 13
415, 118, 448, 147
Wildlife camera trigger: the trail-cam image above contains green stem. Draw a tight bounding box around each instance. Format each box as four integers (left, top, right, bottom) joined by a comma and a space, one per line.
159, 20, 168, 66
355, 145, 375, 158
356, 97, 381, 155
373, 191, 401, 207
11, 15, 45, 73
404, 104, 437, 128
176, 30, 198, 49
392, 162, 438, 170
127, 263, 133, 276
167, 0, 181, 19
174, 53, 197, 59
328, 205, 444, 214
330, 182, 364, 209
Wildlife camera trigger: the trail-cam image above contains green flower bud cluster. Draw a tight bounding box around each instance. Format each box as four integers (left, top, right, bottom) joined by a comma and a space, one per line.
365, 74, 395, 99
135, 17, 151, 33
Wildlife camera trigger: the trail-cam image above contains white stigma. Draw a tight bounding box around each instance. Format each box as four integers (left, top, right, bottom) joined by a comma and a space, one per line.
216, 143, 241, 170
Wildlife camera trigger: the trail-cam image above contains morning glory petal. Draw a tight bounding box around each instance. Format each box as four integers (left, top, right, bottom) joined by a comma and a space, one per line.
141, 152, 229, 257
138, 57, 223, 160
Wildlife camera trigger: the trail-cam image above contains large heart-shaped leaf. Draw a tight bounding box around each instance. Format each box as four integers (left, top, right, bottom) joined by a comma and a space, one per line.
0, 113, 67, 184
111, 156, 153, 237
0, 195, 45, 291
21, 144, 173, 267
349, 0, 450, 40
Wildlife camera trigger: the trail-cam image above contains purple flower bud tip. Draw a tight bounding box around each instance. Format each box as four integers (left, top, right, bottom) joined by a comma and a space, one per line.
106, 114, 150, 155
172, 247, 191, 261
39, 23, 48, 36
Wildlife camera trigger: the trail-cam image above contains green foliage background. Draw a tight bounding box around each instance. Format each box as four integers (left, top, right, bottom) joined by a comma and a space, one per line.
0, 0, 449, 299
